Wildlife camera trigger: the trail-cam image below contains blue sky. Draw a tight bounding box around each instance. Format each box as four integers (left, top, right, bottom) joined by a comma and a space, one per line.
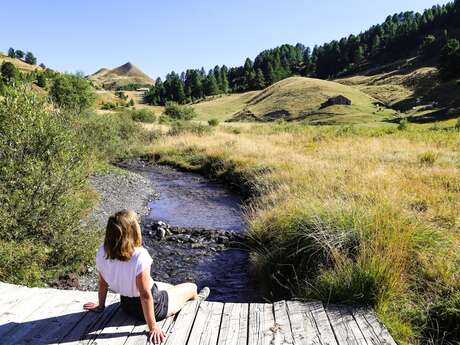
0, 0, 452, 78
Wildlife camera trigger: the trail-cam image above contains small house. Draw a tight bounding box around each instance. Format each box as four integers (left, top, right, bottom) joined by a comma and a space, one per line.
320, 95, 352, 109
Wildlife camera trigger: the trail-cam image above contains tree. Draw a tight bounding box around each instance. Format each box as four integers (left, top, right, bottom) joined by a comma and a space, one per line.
36, 73, 47, 88
220, 66, 229, 93
1, 62, 18, 83
25, 52, 37, 65
254, 69, 266, 89
39, 63, 46, 69
7, 48, 15, 58
439, 39, 460, 80
420, 35, 438, 59
49, 74, 96, 113
15, 50, 25, 59
204, 74, 219, 96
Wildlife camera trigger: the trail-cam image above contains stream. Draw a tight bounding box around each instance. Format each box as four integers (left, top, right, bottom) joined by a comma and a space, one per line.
140, 165, 262, 303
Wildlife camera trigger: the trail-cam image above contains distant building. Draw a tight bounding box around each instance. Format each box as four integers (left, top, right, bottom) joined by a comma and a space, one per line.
136, 87, 150, 93
320, 95, 352, 108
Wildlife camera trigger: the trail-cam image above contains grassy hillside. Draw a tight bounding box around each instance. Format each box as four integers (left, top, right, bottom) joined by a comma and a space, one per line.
337, 62, 460, 122
228, 77, 397, 124
0, 54, 42, 73
191, 92, 258, 121
89, 62, 154, 90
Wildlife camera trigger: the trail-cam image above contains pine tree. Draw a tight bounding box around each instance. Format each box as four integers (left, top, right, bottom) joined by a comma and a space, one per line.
15, 50, 25, 59
254, 69, 266, 89
220, 65, 229, 93
25, 52, 37, 65
204, 74, 219, 96
7, 48, 15, 58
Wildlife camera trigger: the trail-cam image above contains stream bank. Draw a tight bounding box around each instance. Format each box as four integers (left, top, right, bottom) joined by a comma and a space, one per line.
59, 160, 262, 302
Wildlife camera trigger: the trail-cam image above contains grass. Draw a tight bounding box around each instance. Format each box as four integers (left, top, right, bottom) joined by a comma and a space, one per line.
235, 77, 397, 123
146, 122, 460, 344
191, 92, 258, 121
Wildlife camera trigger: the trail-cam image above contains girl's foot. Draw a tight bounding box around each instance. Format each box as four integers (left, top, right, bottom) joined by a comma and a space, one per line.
197, 287, 210, 301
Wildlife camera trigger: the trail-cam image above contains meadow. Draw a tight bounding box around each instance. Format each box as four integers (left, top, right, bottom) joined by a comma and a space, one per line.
145, 120, 460, 344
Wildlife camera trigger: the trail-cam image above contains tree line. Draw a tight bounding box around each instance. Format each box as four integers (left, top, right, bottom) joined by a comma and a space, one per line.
6, 47, 42, 67
146, 0, 460, 106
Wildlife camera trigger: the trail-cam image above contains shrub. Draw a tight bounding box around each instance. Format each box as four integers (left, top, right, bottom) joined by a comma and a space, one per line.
101, 102, 117, 110
76, 112, 145, 161
129, 109, 156, 123
398, 118, 408, 131
0, 85, 98, 284
455, 118, 460, 130
1, 62, 18, 83
419, 151, 438, 166
49, 73, 95, 114
208, 118, 219, 127
163, 102, 197, 120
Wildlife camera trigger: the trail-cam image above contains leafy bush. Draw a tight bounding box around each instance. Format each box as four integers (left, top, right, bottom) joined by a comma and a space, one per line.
50, 73, 95, 114
163, 102, 197, 120
208, 118, 219, 127
0, 85, 98, 284
101, 102, 117, 110
398, 118, 408, 131
1, 62, 18, 83
129, 109, 156, 123
76, 112, 147, 161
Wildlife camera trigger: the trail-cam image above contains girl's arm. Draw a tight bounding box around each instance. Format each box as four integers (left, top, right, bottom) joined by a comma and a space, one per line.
136, 268, 166, 344
83, 272, 108, 312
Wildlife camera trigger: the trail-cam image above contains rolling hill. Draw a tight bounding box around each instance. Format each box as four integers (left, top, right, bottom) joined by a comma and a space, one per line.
88, 62, 154, 90
227, 77, 397, 125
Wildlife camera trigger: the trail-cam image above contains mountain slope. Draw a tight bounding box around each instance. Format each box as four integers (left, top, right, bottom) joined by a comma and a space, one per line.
89, 62, 154, 90
228, 77, 397, 125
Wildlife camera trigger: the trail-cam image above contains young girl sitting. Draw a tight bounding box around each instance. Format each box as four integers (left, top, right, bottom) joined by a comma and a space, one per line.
83, 209, 209, 344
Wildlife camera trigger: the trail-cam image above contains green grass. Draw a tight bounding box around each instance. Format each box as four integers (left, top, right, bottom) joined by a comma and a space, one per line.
147, 122, 460, 344
191, 92, 258, 121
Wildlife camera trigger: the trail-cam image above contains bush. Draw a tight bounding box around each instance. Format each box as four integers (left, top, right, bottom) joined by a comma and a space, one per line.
419, 151, 438, 166
0, 85, 98, 284
455, 118, 460, 130
208, 118, 219, 127
101, 102, 117, 110
50, 73, 95, 114
398, 118, 408, 131
163, 102, 197, 120
129, 109, 156, 123
76, 112, 145, 161
1, 62, 18, 83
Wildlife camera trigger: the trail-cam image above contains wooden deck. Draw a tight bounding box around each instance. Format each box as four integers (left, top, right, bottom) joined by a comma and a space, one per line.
0, 282, 396, 345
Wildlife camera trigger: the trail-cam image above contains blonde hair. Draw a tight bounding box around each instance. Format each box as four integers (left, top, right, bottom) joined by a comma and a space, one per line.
104, 209, 142, 261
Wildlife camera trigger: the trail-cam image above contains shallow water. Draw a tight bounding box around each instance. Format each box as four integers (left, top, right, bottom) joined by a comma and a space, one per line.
146, 166, 245, 231
143, 165, 261, 302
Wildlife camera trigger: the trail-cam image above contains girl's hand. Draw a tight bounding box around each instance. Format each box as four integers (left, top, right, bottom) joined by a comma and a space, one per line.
148, 324, 166, 344
83, 302, 105, 313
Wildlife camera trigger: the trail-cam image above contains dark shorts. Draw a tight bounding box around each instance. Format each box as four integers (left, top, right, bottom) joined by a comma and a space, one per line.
120, 283, 169, 321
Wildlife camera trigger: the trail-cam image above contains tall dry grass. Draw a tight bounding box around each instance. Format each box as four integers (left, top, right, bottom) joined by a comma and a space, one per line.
148, 122, 460, 344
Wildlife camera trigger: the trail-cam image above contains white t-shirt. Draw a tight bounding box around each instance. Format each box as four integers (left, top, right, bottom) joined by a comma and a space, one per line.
96, 244, 154, 297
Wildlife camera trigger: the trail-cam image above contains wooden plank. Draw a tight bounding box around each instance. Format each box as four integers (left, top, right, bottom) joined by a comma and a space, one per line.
0, 287, 57, 338
57, 294, 120, 345
248, 303, 276, 345
0, 286, 39, 315
2, 289, 93, 344
188, 301, 224, 345
352, 308, 396, 345
88, 307, 138, 345
286, 301, 338, 345
162, 300, 200, 345
325, 305, 367, 345
273, 301, 294, 345
217, 303, 248, 345
125, 314, 176, 345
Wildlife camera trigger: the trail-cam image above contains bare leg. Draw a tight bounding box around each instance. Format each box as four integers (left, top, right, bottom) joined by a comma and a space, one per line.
154, 281, 174, 291
165, 283, 198, 316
